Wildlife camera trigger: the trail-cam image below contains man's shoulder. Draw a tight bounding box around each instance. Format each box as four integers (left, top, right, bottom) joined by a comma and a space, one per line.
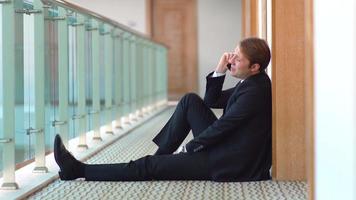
242, 73, 271, 87
237, 74, 271, 95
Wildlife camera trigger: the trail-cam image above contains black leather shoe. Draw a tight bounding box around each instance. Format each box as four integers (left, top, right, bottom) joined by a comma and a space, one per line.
54, 134, 85, 180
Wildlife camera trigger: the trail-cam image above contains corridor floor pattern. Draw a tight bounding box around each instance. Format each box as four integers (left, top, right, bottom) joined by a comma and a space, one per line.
27, 107, 307, 200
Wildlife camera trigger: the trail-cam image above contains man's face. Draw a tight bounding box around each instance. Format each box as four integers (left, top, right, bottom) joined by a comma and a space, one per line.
229, 47, 259, 79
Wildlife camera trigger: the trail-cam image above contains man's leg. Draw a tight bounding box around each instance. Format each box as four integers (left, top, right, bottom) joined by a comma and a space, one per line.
54, 132, 211, 181
85, 152, 210, 181
152, 93, 217, 155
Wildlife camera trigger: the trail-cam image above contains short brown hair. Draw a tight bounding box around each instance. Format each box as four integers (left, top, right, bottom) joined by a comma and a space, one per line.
239, 37, 271, 72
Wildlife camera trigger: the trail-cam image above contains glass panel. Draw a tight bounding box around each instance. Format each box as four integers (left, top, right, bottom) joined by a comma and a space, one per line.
44, 8, 59, 153
14, 10, 33, 166
75, 13, 86, 141
104, 25, 112, 130
117, 34, 124, 118
137, 40, 143, 110
111, 32, 117, 123
155, 48, 161, 101
151, 45, 155, 103
146, 43, 151, 106
99, 24, 105, 127
85, 19, 93, 133
134, 39, 140, 111
56, 6, 70, 144
90, 19, 100, 138
122, 33, 130, 117
140, 41, 146, 108
147, 44, 152, 105
68, 16, 78, 139
129, 36, 136, 114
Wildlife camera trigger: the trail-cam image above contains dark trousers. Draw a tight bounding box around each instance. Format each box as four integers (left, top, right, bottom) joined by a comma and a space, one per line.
85, 93, 217, 181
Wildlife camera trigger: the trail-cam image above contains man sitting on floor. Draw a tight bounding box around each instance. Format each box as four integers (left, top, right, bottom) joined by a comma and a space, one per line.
54, 37, 272, 182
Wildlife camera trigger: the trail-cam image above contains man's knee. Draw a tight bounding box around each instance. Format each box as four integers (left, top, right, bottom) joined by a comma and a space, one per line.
180, 93, 203, 105
177, 93, 205, 112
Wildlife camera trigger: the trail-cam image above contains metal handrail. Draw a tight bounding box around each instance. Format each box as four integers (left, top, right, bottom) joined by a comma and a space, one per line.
41, 0, 168, 48
88, 110, 100, 114
0, 0, 11, 3
52, 120, 68, 127
26, 128, 44, 135
0, 138, 12, 143
72, 114, 86, 119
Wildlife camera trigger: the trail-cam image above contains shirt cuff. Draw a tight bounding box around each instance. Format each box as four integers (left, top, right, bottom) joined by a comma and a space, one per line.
212, 71, 226, 77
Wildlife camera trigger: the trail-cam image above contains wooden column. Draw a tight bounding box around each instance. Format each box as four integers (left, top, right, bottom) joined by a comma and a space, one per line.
241, 0, 259, 37
272, 0, 307, 180
250, 0, 258, 36
305, 0, 314, 199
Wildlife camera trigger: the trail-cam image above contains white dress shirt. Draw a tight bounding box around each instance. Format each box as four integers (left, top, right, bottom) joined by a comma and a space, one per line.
212, 71, 244, 82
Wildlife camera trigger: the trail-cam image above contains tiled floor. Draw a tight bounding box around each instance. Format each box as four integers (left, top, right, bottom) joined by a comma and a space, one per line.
26, 107, 307, 200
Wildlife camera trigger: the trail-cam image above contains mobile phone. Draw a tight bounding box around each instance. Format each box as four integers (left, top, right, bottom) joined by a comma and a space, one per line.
227, 63, 232, 71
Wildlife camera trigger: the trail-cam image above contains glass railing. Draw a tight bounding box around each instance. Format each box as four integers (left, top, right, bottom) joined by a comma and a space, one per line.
0, 0, 168, 189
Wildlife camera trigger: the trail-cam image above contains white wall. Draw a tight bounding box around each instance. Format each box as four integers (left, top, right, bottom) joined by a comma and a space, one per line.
314, 1, 356, 200
68, 0, 147, 33
197, 0, 242, 96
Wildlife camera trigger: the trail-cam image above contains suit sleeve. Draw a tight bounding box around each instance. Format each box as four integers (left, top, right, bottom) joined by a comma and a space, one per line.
204, 71, 235, 109
186, 85, 262, 153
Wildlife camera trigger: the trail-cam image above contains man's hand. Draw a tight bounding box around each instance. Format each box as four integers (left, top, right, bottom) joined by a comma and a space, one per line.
215, 52, 237, 73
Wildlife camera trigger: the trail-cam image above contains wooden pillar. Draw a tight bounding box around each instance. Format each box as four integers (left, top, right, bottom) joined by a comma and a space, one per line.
305, 0, 314, 199
241, 0, 259, 37
250, 0, 258, 36
272, 0, 307, 180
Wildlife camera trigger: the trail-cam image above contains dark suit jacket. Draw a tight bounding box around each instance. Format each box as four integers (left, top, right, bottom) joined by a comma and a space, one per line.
186, 71, 272, 182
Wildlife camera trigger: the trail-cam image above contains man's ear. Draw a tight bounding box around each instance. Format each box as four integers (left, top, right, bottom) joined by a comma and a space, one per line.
250, 63, 261, 72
